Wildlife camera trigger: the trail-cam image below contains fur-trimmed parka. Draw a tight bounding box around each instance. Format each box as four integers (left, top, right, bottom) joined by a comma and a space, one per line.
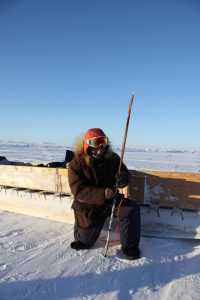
68, 135, 130, 228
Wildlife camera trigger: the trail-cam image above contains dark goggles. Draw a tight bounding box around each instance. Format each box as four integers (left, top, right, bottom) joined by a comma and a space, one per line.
84, 136, 109, 148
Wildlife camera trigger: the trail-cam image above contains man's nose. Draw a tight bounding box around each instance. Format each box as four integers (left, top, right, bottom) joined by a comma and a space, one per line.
98, 144, 105, 151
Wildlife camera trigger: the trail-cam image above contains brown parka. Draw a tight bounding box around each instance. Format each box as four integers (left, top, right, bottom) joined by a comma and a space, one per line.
68, 135, 130, 228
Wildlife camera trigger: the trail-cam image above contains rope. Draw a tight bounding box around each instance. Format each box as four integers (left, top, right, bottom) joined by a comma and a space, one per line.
115, 195, 124, 240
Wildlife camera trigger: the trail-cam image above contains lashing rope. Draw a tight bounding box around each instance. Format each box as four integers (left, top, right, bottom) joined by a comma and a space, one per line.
115, 195, 124, 240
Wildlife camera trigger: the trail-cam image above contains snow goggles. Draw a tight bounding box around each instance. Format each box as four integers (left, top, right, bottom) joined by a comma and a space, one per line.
84, 136, 109, 148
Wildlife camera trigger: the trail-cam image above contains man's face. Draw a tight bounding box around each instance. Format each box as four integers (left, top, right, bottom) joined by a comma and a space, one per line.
90, 144, 106, 158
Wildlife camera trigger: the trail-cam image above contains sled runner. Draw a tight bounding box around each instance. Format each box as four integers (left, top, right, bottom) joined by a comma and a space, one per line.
0, 164, 199, 239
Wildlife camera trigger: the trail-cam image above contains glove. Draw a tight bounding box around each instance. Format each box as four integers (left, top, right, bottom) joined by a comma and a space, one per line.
115, 172, 129, 188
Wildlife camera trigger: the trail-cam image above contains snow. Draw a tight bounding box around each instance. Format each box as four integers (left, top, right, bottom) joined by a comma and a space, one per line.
1, 210, 200, 300
1, 141, 200, 173
0, 142, 200, 299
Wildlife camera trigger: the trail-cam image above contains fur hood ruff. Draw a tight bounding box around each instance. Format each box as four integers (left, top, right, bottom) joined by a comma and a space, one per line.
73, 134, 112, 166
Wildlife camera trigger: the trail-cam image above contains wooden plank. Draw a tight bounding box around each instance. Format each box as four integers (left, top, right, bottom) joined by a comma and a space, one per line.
0, 165, 200, 209
0, 189, 74, 224
0, 165, 126, 195
1, 190, 199, 239
128, 170, 200, 209
0, 165, 70, 194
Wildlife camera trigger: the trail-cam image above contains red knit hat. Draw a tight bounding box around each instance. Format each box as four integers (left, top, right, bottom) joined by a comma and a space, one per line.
83, 128, 107, 154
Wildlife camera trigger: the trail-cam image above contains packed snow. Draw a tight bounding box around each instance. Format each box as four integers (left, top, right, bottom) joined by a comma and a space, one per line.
0, 142, 200, 300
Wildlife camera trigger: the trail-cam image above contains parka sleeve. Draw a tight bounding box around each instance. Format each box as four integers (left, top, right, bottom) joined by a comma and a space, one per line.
68, 158, 106, 206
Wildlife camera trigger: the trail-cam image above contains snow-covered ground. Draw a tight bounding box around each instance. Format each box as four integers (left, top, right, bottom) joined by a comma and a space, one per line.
0, 142, 200, 300
1, 141, 200, 172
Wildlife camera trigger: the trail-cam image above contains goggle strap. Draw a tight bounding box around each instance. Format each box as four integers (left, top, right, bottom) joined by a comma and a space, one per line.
84, 136, 108, 147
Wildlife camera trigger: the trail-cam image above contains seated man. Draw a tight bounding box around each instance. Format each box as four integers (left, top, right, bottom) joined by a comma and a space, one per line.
68, 128, 141, 260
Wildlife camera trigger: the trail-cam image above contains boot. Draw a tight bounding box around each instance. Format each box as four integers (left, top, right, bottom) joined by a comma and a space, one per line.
122, 246, 140, 260
70, 241, 90, 250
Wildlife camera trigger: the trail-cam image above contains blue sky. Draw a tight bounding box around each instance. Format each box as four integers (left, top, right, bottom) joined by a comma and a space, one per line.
0, 0, 199, 149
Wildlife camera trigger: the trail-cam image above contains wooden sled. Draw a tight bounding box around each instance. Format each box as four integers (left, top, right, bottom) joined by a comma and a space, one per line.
0, 164, 199, 239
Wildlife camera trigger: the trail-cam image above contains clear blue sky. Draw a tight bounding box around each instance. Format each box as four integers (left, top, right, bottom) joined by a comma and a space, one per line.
0, 0, 199, 149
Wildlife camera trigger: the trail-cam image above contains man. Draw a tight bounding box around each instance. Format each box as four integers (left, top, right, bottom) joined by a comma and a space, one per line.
68, 128, 141, 260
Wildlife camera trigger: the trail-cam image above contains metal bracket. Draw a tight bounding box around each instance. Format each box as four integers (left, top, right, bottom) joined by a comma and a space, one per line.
148, 203, 160, 217
171, 207, 184, 220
